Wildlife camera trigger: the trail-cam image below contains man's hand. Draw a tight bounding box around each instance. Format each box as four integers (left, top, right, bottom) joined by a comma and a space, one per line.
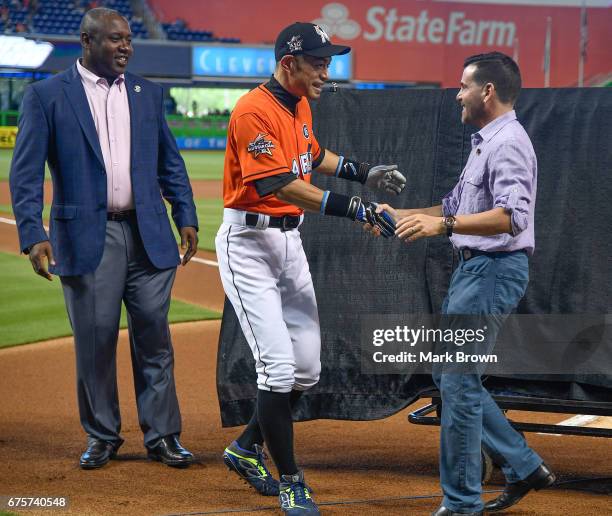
363, 203, 398, 237
396, 214, 445, 242
352, 199, 396, 238
28, 241, 55, 280
375, 203, 398, 222
365, 165, 406, 195
179, 226, 198, 265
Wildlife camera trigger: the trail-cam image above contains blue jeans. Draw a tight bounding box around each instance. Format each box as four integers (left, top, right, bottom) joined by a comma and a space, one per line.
432, 251, 543, 513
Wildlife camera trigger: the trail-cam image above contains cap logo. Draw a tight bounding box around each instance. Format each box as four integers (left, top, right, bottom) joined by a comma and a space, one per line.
287, 35, 303, 53
313, 24, 330, 43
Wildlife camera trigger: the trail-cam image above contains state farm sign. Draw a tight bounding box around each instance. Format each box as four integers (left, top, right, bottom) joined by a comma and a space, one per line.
365, 9, 515, 46
317, 4, 515, 47
155, 0, 612, 87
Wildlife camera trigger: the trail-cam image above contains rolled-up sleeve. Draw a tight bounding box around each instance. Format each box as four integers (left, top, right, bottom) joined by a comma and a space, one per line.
489, 140, 535, 236
442, 183, 460, 217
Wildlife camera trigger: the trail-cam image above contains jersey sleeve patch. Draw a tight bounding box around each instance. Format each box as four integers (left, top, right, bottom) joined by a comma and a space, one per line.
247, 133, 275, 158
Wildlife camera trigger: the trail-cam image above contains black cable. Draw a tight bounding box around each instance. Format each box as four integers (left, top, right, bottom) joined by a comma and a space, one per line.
161, 490, 504, 516
552, 476, 612, 487
161, 477, 612, 515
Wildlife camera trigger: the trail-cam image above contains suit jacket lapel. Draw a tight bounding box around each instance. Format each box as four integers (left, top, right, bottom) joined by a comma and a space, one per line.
63, 65, 105, 169
124, 73, 138, 174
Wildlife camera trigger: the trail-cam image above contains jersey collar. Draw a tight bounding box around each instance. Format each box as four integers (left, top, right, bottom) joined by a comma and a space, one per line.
263, 75, 300, 115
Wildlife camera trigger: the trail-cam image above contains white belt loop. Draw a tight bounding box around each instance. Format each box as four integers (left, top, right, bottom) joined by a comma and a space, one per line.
223, 208, 246, 225
255, 213, 270, 229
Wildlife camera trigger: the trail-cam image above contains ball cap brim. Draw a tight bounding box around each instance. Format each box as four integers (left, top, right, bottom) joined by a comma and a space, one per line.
274, 21, 352, 61
303, 44, 351, 58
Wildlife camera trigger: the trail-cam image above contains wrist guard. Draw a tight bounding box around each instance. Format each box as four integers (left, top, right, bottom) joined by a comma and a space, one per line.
335, 156, 371, 184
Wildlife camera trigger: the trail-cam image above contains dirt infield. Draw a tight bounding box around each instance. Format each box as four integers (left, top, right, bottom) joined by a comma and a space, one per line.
1, 321, 611, 516
0, 221, 610, 515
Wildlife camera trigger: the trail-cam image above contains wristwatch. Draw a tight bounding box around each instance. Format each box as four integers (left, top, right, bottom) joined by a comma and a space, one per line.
443, 216, 457, 237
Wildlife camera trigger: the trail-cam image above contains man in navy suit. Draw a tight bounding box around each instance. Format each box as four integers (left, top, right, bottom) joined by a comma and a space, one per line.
10, 8, 199, 469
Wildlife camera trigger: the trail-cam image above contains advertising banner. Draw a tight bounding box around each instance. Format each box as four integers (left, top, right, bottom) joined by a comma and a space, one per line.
0, 126, 17, 149
192, 45, 352, 80
175, 136, 227, 150
153, 0, 612, 87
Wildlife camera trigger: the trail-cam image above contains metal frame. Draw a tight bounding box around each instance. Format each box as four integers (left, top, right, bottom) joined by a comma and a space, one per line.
408, 393, 612, 438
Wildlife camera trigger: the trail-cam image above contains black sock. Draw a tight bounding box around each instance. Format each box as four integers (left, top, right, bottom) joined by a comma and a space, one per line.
236, 406, 264, 451
257, 389, 298, 476
236, 389, 304, 453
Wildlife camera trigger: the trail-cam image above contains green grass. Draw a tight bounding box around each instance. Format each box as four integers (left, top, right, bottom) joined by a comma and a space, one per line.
0, 148, 14, 180
0, 252, 220, 349
182, 150, 225, 180
170, 198, 223, 252
0, 148, 224, 181
0, 199, 223, 252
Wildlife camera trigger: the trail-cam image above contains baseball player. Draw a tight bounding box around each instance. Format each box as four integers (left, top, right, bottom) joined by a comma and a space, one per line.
216, 22, 405, 515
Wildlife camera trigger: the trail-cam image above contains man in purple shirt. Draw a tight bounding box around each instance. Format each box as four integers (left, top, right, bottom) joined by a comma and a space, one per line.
380, 53, 555, 515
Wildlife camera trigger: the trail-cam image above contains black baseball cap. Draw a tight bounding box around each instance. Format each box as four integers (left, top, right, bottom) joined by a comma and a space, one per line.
274, 22, 351, 62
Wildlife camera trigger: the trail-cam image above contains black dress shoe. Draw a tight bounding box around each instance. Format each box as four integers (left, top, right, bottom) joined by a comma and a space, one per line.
484, 462, 556, 512
431, 506, 482, 516
146, 435, 194, 468
80, 437, 123, 469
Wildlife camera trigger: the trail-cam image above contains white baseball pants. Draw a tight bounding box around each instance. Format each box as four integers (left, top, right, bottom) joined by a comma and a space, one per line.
215, 209, 321, 393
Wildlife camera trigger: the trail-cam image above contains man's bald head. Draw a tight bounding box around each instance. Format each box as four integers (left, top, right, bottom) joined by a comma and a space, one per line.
80, 7, 126, 39
79, 7, 132, 84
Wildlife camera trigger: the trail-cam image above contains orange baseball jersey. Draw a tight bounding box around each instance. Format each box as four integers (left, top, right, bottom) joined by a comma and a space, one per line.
223, 84, 322, 216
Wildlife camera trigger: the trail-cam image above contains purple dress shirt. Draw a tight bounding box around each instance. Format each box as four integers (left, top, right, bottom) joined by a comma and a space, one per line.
442, 110, 537, 255
76, 59, 133, 211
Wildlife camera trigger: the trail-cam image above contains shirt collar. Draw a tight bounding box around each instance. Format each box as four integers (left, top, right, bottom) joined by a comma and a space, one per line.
76, 59, 125, 90
472, 109, 517, 148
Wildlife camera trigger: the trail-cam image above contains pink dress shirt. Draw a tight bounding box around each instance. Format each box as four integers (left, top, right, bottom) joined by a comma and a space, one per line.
76, 59, 133, 211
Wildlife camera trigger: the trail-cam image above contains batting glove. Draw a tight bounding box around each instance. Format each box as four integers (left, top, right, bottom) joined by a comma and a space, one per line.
348, 197, 396, 238
365, 165, 406, 195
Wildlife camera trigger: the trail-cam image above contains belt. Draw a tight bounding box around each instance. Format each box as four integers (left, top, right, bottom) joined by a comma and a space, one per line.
107, 210, 136, 222
245, 213, 301, 232
459, 248, 526, 261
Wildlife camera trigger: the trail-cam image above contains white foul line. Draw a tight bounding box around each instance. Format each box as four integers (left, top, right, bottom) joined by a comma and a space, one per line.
0, 216, 17, 226
0, 216, 219, 267
182, 255, 219, 267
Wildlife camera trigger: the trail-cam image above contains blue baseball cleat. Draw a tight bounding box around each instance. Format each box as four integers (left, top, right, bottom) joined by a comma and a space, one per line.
222, 441, 280, 496
279, 471, 319, 515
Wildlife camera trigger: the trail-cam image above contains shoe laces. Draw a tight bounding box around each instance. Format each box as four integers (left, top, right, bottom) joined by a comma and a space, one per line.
252, 444, 273, 478
283, 481, 312, 507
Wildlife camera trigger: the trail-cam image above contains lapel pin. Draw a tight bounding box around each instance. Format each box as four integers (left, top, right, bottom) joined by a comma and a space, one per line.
134, 85, 141, 93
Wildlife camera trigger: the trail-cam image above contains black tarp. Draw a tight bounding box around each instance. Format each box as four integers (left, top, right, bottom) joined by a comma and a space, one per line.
217, 88, 612, 427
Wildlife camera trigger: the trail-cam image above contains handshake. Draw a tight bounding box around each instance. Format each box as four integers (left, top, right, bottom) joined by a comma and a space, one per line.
346, 163, 404, 238
347, 196, 396, 238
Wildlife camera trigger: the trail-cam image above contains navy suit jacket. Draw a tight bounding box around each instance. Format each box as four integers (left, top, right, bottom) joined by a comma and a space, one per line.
10, 64, 197, 276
